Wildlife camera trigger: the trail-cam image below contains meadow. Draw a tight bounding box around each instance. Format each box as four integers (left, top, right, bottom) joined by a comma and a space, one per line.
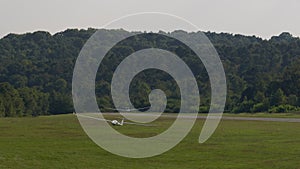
0, 114, 300, 169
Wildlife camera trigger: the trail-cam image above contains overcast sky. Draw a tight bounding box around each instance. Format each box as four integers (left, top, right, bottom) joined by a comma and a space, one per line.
0, 0, 299, 39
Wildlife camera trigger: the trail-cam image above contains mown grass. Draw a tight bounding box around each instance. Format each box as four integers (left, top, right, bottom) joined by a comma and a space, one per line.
221, 112, 300, 118
0, 114, 300, 169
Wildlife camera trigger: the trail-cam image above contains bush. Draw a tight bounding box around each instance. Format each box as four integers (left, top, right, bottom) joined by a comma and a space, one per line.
252, 103, 269, 113
199, 106, 209, 113
232, 100, 255, 113
268, 104, 298, 113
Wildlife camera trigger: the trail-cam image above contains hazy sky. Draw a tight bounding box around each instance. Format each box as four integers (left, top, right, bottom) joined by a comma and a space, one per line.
1, 0, 299, 39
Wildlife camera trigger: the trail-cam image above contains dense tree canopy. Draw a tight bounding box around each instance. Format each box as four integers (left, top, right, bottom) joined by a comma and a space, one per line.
0, 28, 299, 117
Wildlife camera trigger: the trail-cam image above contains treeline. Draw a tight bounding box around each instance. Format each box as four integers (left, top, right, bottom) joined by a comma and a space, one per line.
0, 29, 299, 117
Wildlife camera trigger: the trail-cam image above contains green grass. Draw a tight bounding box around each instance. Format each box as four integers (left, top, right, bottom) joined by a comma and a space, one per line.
221, 112, 300, 118
0, 114, 300, 169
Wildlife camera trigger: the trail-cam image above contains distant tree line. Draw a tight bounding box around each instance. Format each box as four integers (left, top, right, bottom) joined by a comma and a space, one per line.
0, 29, 299, 117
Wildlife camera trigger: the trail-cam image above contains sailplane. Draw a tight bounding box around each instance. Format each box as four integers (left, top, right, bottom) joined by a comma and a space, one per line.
75, 106, 155, 126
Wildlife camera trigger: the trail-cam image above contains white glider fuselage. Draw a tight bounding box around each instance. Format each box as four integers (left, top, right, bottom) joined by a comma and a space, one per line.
111, 119, 124, 126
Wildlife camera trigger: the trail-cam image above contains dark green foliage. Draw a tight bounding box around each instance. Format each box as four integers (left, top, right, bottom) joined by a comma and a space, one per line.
268, 104, 299, 113
0, 82, 24, 117
0, 29, 299, 116
270, 88, 286, 106
18, 87, 49, 116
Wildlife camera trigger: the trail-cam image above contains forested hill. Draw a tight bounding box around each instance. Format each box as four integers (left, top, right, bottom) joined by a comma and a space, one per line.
0, 29, 299, 117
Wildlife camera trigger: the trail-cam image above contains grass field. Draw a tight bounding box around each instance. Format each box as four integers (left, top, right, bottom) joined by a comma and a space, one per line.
221, 112, 300, 118
0, 114, 300, 169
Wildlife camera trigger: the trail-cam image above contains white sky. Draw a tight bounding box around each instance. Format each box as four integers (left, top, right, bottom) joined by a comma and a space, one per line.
0, 0, 299, 39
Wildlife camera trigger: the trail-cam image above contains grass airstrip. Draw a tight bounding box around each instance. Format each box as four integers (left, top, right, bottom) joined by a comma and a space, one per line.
0, 113, 300, 169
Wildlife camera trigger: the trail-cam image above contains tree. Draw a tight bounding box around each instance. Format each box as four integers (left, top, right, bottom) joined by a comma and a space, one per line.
287, 94, 298, 106
0, 82, 24, 117
49, 91, 73, 114
18, 87, 49, 116
0, 96, 5, 117
270, 88, 286, 106
0, 29, 300, 115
